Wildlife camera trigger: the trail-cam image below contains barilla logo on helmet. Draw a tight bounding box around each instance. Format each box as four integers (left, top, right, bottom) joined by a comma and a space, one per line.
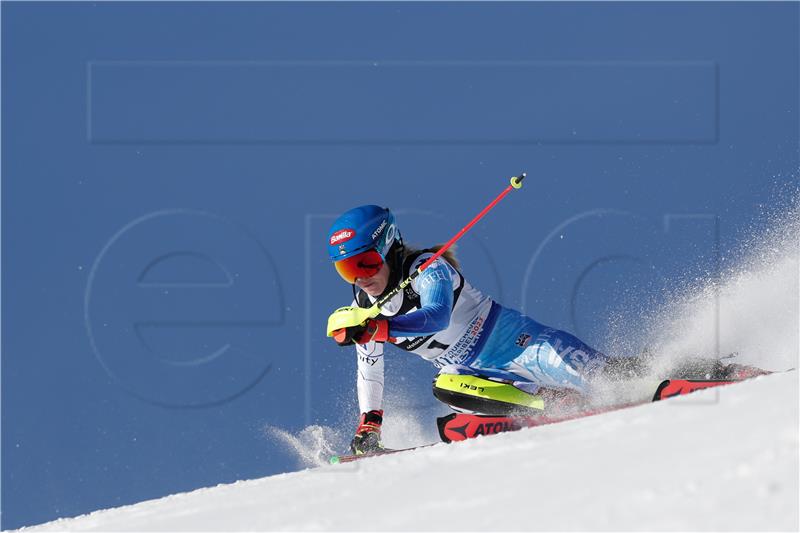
329, 228, 355, 246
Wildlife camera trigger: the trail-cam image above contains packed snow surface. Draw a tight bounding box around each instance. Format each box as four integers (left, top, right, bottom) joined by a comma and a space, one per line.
20, 372, 799, 531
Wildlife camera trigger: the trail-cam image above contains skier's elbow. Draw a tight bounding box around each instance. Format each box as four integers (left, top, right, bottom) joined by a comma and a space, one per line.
430, 307, 451, 332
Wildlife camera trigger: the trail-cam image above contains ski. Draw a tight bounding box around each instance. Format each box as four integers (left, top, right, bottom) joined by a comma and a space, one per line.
652, 378, 738, 400
329, 443, 438, 464
436, 404, 639, 442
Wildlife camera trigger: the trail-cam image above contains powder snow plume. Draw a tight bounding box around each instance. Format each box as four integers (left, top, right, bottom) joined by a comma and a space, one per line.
262, 425, 346, 468
379, 403, 446, 449
262, 409, 441, 466
593, 197, 800, 405
646, 201, 799, 374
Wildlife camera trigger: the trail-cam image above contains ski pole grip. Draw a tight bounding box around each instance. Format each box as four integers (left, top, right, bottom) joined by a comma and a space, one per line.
510, 172, 526, 189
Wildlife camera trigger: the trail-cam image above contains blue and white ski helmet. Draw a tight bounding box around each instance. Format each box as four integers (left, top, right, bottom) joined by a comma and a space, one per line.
327, 205, 398, 262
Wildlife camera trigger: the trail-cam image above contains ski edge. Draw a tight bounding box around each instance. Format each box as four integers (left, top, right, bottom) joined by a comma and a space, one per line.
329, 443, 439, 465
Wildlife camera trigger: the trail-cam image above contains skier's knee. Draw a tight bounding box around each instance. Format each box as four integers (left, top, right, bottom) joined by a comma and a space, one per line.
431, 373, 545, 415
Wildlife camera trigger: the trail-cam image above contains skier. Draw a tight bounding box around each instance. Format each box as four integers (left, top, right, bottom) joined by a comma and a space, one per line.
327, 205, 763, 454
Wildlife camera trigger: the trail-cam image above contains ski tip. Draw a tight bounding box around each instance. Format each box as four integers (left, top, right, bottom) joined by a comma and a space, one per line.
329, 456, 341, 465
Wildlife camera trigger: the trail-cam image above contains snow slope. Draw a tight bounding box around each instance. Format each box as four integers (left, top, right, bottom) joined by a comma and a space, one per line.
19, 372, 798, 531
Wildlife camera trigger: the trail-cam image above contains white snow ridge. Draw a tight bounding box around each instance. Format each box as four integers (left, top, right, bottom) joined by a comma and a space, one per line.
18, 372, 799, 531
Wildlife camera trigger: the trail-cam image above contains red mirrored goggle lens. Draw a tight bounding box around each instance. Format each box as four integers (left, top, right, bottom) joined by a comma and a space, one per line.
334, 250, 384, 283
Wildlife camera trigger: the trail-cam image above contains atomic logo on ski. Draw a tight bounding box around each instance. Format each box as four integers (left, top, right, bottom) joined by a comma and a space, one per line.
436, 413, 536, 442
448, 422, 469, 439
473, 420, 523, 436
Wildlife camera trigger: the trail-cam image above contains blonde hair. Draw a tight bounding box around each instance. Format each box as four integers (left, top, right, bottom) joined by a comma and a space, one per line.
403, 243, 460, 270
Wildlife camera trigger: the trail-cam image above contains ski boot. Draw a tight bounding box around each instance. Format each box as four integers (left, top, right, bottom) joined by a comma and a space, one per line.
350, 410, 384, 455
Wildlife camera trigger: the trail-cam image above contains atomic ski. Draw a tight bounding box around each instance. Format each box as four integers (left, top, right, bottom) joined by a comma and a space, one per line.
436, 404, 641, 442
652, 379, 738, 400
329, 443, 438, 464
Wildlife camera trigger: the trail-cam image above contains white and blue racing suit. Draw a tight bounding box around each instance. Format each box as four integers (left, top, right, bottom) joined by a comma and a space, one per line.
354, 251, 609, 413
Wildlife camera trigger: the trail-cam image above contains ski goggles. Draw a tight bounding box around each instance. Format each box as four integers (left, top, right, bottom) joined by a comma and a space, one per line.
334, 249, 384, 283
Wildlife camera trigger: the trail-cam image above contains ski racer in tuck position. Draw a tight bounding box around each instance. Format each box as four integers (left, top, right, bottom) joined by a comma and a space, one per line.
326, 204, 763, 454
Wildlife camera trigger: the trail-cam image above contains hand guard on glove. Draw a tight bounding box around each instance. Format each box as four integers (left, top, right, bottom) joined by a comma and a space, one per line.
332, 319, 389, 346
350, 409, 384, 455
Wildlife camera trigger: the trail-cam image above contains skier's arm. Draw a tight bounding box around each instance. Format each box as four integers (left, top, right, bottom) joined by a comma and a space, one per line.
388, 258, 454, 337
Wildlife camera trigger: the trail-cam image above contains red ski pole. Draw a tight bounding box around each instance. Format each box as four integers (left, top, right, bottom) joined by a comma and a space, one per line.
417, 172, 526, 273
